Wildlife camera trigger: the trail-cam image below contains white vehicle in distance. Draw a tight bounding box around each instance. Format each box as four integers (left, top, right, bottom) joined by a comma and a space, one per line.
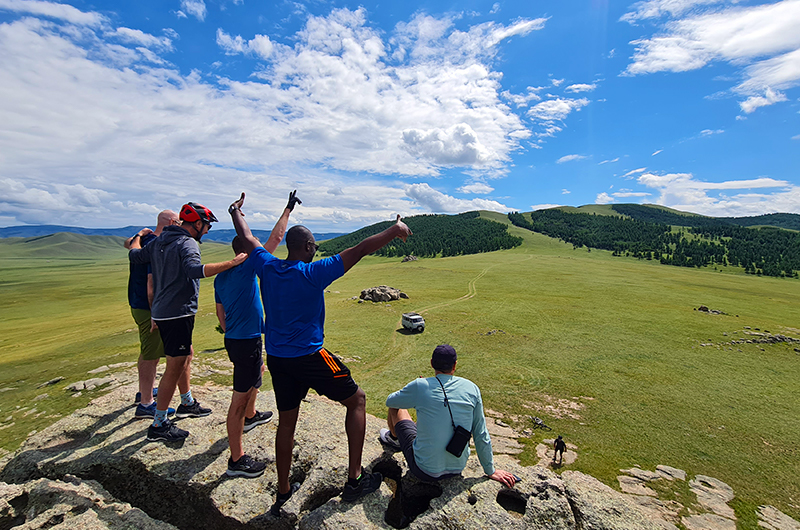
401, 312, 425, 333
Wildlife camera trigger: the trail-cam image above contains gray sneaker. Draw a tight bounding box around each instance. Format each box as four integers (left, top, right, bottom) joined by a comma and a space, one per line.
226, 454, 266, 478
175, 400, 211, 418
379, 428, 401, 450
243, 410, 273, 432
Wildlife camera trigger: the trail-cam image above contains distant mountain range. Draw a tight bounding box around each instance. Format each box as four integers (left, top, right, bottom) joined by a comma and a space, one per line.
0, 225, 345, 244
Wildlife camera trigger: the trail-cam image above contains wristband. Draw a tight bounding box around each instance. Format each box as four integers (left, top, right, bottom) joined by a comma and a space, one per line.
228, 205, 240, 215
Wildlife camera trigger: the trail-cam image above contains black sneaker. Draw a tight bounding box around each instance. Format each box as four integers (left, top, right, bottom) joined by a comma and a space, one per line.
270, 482, 300, 516
146, 419, 188, 442
243, 410, 273, 433
226, 454, 266, 478
342, 470, 383, 502
175, 399, 211, 418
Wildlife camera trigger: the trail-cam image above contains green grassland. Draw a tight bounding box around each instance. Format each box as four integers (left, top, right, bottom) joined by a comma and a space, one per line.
1, 225, 798, 526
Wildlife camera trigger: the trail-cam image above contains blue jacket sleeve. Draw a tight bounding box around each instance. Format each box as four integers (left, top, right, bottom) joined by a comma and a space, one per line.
386, 379, 419, 409
471, 390, 495, 475
128, 246, 150, 264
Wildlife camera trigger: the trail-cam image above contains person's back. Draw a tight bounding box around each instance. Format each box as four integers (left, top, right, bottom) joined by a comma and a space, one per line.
214, 258, 263, 339
146, 225, 204, 320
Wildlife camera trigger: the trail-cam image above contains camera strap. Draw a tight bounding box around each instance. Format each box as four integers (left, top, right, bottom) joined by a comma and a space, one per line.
435, 375, 456, 430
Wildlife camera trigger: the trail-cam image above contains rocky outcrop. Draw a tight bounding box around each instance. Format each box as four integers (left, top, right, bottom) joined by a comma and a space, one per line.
0, 383, 797, 530
400, 256, 418, 263
360, 286, 409, 303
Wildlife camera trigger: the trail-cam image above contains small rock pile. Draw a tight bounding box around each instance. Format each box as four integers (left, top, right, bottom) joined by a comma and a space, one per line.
360, 286, 409, 302
401, 255, 418, 262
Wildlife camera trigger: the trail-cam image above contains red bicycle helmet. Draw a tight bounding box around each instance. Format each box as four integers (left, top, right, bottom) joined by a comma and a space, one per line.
180, 202, 218, 224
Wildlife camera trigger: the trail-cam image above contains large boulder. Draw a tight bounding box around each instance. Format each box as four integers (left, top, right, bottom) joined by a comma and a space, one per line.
360, 286, 408, 303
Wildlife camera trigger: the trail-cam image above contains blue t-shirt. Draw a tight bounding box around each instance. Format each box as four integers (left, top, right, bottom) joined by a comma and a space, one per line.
214, 258, 264, 340
127, 233, 156, 310
249, 246, 344, 358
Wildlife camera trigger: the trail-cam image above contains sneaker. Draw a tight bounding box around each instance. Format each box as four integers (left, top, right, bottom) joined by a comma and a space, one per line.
270, 482, 300, 516
379, 428, 401, 450
341, 470, 383, 502
226, 454, 266, 478
134, 402, 176, 418
146, 419, 188, 442
175, 400, 211, 418
243, 410, 273, 433
134, 388, 158, 404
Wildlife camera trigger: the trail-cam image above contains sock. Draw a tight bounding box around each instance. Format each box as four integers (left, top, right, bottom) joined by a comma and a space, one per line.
347, 473, 362, 487
180, 390, 193, 406
153, 408, 168, 427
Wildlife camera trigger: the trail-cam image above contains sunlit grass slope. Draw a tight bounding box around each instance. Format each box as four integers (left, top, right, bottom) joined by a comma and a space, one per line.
0, 230, 798, 524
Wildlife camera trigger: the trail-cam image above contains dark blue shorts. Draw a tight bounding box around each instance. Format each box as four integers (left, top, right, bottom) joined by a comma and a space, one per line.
225, 336, 263, 393
394, 419, 461, 482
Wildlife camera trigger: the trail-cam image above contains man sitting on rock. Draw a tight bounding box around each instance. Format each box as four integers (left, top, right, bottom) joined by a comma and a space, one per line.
380, 344, 517, 487
215, 193, 296, 478
228, 192, 413, 515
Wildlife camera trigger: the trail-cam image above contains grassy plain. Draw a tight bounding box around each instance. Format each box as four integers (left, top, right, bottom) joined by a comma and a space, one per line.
0, 226, 798, 526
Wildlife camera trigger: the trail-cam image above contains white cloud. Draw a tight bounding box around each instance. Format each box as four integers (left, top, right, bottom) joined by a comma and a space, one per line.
622, 167, 647, 179
490, 3, 500, 14
216, 29, 274, 59
0, 7, 542, 227
404, 183, 509, 213
530, 203, 562, 211
551, 78, 564, 87
612, 191, 651, 198
457, 182, 494, 194
0, 0, 106, 26
621, 0, 729, 23
635, 171, 800, 216
557, 154, 587, 164
109, 27, 172, 51
502, 86, 543, 107
564, 83, 597, 93
792, 134, 800, 140
599, 157, 620, 165
652, 149, 663, 156
528, 98, 590, 121
562, 189, 571, 194
700, 128, 724, 136
180, 0, 206, 21
624, 1, 800, 112
595, 192, 615, 204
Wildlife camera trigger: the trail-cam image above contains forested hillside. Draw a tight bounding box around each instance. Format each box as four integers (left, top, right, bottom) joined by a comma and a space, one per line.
612, 204, 800, 231
319, 211, 522, 258
509, 209, 800, 278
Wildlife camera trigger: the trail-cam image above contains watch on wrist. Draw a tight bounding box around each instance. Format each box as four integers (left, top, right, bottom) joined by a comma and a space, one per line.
228, 204, 240, 215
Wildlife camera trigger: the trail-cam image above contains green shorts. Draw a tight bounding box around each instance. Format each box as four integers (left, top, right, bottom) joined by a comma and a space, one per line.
131, 308, 165, 361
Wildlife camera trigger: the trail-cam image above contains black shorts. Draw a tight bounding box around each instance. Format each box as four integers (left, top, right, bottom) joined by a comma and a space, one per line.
225, 337, 263, 393
266, 348, 359, 411
394, 419, 461, 482
155, 316, 194, 357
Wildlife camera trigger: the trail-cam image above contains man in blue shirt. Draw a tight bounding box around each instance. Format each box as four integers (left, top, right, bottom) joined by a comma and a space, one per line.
381, 344, 517, 487
228, 192, 412, 516
214, 192, 298, 478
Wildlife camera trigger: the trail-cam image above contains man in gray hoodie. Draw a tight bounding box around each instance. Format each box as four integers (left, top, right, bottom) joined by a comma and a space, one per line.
129, 202, 246, 442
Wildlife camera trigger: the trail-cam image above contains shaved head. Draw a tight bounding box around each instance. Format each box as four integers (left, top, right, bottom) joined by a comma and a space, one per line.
155, 209, 179, 235
286, 225, 314, 252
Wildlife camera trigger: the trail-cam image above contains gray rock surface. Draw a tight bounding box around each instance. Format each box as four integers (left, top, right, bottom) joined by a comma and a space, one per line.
0, 383, 743, 530
618, 475, 658, 497
0, 475, 177, 529
656, 465, 686, 481
681, 513, 736, 530
758, 505, 800, 530
689, 475, 735, 519
360, 286, 408, 303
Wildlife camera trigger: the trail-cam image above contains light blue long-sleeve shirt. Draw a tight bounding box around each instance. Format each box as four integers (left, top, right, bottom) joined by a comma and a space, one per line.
386, 374, 495, 476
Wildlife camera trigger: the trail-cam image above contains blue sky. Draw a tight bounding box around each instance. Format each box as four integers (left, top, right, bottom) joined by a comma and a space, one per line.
1, 0, 798, 231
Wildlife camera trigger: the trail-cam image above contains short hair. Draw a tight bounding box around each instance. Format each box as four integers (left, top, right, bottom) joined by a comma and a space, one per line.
286, 225, 313, 252
232, 235, 246, 255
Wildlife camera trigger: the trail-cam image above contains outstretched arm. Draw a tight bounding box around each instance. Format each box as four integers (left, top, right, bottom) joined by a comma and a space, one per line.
339, 215, 412, 273
263, 190, 302, 254
202, 254, 247, 278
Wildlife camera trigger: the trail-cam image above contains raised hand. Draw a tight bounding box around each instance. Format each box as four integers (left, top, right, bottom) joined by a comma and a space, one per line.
229, 192, 245, 215
286, 190, 302, 211
394, 214, 412, 242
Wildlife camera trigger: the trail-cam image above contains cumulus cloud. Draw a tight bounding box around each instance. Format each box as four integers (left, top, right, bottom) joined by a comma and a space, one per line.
404, 183, 509, 213
180, 0, 206, 21
216, 29, 274, 59
623, 0, 800, 112
457, 182, 494, 194
564, 83, 597, 93
530, 203, 562, 211
557, 154, 587, 164
0, 0, 106, 26
635, 171, 799, 216
0, 6, 544, 227
562, 189, 571, 194
595, 192, 614, 204
527, 97, 590, 138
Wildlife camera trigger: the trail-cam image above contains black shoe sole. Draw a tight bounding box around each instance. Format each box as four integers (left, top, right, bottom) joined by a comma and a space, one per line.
146, 434, 188, 442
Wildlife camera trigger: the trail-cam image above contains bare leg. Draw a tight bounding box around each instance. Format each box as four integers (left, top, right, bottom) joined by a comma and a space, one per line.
138, 357, 159, 406
276, 407, 300, 494
176, 347, 193, 395
227, 388, 256, 462
156, 355, 190, 413
245, 389, 258, 419
340, 388, 367, 480
387, 407, 412, 438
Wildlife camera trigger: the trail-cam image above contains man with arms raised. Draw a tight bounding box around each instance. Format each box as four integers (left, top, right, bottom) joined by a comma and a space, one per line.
380, 344, 517, 488
214, 191, 300, 478
229, 192, 412, 516
129, 202, 246, 442
124, 210, 179, 418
